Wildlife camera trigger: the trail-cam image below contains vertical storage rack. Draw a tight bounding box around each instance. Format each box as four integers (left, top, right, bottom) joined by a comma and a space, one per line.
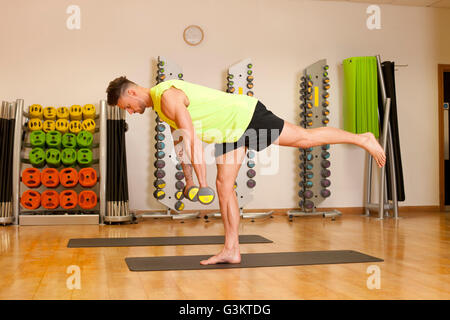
287, 59, 341, 220
9, 99, 107, 225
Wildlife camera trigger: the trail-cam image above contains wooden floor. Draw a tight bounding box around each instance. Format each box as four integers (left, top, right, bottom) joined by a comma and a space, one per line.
0, 211, 448, 300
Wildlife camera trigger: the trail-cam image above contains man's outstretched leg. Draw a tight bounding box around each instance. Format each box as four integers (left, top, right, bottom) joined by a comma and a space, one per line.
200, 146, 247, 265
273, 121, 386, 167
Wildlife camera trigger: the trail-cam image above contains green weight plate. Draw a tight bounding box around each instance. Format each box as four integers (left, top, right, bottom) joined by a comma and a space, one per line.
30, 130, 46, 148
62, 133, 77, 149
76, 131, 93, 148
61, 148, 77, 166
29, 147, 46, 168
46, 131, 62, 149
45, 148, 61, 168
77, 148, 93, 167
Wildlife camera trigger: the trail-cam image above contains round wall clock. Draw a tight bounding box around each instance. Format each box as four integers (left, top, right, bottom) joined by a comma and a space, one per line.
183, 25, 204, 46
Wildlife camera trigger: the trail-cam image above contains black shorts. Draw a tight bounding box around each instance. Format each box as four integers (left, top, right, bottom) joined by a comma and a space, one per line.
214, 100, 285, 157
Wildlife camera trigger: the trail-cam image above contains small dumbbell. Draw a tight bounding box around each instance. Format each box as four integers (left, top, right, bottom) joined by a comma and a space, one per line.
183, 186, 199, 202
198, 187, 215, 205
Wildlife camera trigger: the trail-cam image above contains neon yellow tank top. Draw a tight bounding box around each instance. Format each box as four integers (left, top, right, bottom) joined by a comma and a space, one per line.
149, 79, 258, 143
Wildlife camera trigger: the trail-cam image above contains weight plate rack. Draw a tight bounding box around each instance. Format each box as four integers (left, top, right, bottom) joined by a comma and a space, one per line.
287, 59, 341, 220
227, 58, 257, 198
14, 101, 107, 225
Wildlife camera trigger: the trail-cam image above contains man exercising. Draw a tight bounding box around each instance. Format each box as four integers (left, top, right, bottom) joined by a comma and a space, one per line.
106, 76, 386, 265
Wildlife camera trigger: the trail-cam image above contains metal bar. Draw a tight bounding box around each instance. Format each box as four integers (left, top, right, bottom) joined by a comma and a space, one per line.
378, 98, 391, 219
376, 55, 388, 219
364, 154, 373, 216
376, 55, 399, 219
99, 100, 107, 224
387, 123, 399, 218
12, 100, 24, 225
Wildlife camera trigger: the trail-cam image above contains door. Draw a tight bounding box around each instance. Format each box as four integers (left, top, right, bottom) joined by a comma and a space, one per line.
438, 65, 450, 211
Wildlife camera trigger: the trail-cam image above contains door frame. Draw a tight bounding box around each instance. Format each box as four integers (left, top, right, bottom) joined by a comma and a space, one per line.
438, 64, 450, 211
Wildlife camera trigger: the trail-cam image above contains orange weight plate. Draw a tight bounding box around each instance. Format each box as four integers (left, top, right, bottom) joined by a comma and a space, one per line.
59, 168, 78, 188
59, 190, 77, 209
41, 190, 60, 209
41, 168, 60, 188
20, 190, 41, 210
78, 168, 97, 187
22, 168, 41, 188
78, 190, 97, 210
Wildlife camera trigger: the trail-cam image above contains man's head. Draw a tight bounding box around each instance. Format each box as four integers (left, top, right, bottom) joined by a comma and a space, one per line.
106, 76, 152, 115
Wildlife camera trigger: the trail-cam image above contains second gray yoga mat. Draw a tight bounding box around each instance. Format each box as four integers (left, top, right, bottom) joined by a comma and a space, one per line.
67, 235, 273, 248
125, 250, 383, 271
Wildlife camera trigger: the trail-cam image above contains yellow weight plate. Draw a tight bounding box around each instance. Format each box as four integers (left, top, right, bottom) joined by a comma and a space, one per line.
69, 105, 82, 121
56, 106, 69, 120
43, 120, 56, 133
82, 104, 96, 120
28, 119, 43, 131
81, 119, 96, 134
43, 106, 56, 121
69, 120, 82, 134
29, 104, 43, 120
56, 119, 69, 134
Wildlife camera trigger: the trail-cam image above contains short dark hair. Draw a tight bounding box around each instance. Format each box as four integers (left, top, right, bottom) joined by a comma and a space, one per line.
106, 76, 135, 106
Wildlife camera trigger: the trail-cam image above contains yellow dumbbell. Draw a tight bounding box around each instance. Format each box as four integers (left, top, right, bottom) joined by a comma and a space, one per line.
43, 106, 56, 121
82, 104, 96, 120
28, 118, 43, 131
174, 201, 185, 211
81, 119, 96, 134
56, 107, 69, 120
69, 120, 82, 134
29, 104, 43, 120
56, 119, 69, 134
43, 120, 56, 133
69, 105, 82, 121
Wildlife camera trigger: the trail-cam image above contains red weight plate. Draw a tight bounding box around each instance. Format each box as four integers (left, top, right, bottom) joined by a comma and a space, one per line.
78, 190, 97, 210
59, 168, 78, 188
22, 168, 41, 188
59, 190, 77, 209
78, 168, 97, 187
41, 168, 60, 188
41, 190, 59, 209
20, 190, 41, 210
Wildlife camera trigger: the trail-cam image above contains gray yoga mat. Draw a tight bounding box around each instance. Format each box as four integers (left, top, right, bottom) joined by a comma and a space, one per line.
125, 250, 383, 271
67, 235, 273, 248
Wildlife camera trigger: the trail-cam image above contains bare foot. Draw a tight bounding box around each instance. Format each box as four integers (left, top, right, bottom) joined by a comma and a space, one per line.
360, 132, 386, 168
200, 247, 241, 265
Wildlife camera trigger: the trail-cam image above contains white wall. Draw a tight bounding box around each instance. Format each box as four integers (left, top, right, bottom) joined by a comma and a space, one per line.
1, 0, 449, 211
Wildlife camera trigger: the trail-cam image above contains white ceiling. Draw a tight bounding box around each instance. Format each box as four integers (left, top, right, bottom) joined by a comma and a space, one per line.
317, 0, 450, 8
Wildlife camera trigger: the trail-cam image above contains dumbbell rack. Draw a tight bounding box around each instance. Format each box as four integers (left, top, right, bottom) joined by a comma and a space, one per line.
12, 100, 107, 225
287, 59, 341, 220
206, 58, 273, 220
134, 55, 201, 221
